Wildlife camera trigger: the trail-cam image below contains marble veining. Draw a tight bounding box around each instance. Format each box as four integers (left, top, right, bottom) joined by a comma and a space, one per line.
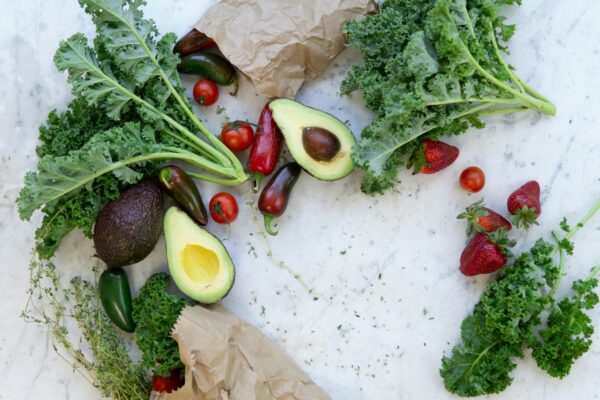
1, 0, 600, 399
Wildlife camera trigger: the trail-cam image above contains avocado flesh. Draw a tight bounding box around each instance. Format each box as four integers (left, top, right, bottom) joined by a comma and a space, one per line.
164, 207, 235, 304
269, 99, 356, 180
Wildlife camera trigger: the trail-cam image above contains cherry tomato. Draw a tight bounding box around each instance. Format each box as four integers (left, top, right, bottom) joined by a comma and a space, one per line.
152, 370, 183, 393
220, 121, 255, 153
193, 79, 219, 106
460, 166, 486, 193
209, 192, 239, 224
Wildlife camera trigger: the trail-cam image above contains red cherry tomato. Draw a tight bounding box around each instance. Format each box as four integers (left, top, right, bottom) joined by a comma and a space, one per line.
193, 79, 219, 106
460, 166, 486, 193
152, 370, 183, 393
209, 192, 239, 224
221, 121, 255, 153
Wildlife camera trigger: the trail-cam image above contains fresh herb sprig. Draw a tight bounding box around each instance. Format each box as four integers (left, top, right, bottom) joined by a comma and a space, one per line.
23, 258, 151, 400
441, 199, 600, 397
17, 0, 248, 259
343, 0, 556, 193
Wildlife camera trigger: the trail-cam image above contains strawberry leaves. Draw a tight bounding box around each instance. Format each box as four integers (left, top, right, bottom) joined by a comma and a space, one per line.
508, 181, 542, 229
458, 199, 512, 236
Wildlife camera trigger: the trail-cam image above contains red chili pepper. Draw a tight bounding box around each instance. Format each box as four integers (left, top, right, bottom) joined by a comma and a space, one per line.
258, 162, 301, 236
248, 102, 283, 192
174, 29, 216, 57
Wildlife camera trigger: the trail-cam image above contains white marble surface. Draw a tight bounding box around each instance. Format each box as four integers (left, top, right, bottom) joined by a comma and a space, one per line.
2, 0, 600, 399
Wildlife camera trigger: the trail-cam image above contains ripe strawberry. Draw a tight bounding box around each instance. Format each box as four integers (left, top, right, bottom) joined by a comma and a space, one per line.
459, 231, 515, 276
458, 199, 512, 236
419, 140, 459, 174
507, 181, 541, 229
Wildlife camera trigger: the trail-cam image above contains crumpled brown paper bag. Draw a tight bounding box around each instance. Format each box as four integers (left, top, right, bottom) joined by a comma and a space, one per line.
152, 306, 331, 400
195, 0, 374, 98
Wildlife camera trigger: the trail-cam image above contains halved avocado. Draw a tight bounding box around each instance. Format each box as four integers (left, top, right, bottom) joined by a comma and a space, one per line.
269, 99, 356, 180
164, 207, 235, 304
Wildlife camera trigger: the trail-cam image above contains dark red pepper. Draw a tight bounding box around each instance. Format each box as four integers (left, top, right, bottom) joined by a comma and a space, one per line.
174, 29, 216, 57
258, 162, 301, 236
248, 102, 283, 192
158, 165, 208, 226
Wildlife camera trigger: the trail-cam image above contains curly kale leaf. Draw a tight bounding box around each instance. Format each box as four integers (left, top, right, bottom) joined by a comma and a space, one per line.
132, 273, 190, 377
441, 316, 521, 397
34, 175, 122, 258
441, 240, 555, 396
18, 123, 161, 221
531, 267, 600, 378
441, 204, 600, 397
343, 0, 555, 193
472, 240, 554, 344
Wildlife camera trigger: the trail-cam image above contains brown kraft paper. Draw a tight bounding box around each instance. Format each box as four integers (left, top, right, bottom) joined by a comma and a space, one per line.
194, 0, 374, 98
152, 306, 331, 400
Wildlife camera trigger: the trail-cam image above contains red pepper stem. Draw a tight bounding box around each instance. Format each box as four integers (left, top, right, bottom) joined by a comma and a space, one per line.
263, 214, 278, 236
253, 173, 263, 193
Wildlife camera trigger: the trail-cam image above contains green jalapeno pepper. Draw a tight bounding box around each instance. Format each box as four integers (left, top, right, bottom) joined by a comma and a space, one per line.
99, 268, 135, 333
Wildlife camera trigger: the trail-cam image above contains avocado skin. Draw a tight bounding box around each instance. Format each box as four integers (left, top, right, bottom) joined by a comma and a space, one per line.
164, 207, 236, 304
269, 99, 356, 181
94, 180, 163, 268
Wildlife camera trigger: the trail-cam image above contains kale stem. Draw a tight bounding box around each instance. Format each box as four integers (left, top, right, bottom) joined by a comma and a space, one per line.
160, 147, 239, 177
518, 78, 552, 103
549, 198, 600, 257
185, 171, 245, 186
161, 129, 220, 164
89, 0, 247, 178
588, 266, 600, 280
563, 198, 600, 243
488, 22, 526, 93
38, 151, 237, 208
456, 37, 556, 115
63, 38, 231, 169
428, 97, 521, 106
478, 106, 528, 117
550, 231, 566, 297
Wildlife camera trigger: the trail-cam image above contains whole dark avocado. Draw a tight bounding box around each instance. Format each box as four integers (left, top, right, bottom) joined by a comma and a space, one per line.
94, 180, 163, 268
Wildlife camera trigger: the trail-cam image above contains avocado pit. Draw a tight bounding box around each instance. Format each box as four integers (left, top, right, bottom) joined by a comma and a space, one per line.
302, 127, 341, 162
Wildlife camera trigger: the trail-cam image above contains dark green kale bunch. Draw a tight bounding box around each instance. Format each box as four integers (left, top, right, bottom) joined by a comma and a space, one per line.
343, 0, 556, 193
133, 272, 190, 377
